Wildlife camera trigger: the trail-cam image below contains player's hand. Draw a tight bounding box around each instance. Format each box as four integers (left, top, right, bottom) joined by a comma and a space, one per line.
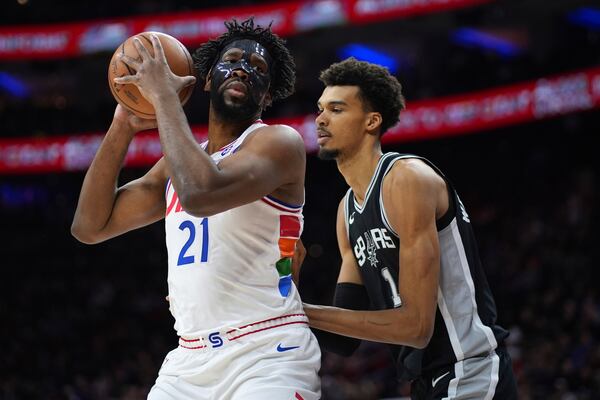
113, 34, 196, 105
292, 239, 307, 286
113, 104, 157, 134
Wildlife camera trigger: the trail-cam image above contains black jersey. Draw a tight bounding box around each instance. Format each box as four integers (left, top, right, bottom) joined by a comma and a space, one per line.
344, 152, 508, 381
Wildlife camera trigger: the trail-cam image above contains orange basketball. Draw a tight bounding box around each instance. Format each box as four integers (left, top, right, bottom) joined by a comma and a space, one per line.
108, 32, 195, 119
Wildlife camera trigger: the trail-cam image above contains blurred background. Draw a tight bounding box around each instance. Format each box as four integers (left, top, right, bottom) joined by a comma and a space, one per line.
1, 0, 599, 399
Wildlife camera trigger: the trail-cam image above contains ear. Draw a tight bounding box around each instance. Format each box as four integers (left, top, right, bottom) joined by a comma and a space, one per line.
366, 112, 383, 134
262, 92, 273, 110
203, 68, 212, 91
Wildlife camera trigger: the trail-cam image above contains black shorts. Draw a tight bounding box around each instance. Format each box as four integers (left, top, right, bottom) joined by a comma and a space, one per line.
410, 346, 518, 400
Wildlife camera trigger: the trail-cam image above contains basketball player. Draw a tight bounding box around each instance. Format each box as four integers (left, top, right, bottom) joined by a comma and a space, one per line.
71, 19, 320, 399
302, 58, 518, 399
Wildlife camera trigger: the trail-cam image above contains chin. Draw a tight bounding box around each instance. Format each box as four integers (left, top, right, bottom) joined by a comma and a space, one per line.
214, 97, 258, 122
318, 147, 339, 160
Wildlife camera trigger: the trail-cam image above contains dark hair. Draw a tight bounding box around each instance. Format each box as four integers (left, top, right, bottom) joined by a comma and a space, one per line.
193, 18, 296, 103
319, 57, 406, 134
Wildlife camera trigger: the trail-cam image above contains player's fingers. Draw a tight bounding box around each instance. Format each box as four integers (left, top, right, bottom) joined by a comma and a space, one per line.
118, 54, 141, 70
150, 34, 167, 63
132, 37, 151, 60
114, 75, 137, 84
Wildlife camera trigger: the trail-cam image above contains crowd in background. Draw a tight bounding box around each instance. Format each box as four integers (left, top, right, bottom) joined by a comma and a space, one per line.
1, 1, 599, 398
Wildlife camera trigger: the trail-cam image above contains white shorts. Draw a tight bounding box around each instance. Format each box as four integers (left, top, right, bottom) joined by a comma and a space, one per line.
148, 314, 321, 400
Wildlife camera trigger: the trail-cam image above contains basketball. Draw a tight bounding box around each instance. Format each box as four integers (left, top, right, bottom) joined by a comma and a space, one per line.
107, 32, 195, 119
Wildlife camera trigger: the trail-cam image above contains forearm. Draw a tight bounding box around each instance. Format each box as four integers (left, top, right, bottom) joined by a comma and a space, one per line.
309, 282, 367, 356
304, 304, 429, 348
72, 121, 134, 241
154, 92, 219, 194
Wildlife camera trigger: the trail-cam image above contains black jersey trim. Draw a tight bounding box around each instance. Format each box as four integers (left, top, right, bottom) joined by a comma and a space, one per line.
379, 154, 427, 237
343, 188, 352, 240
377, 154, 457, 233
352, 153, 395, 214
436, 186, 455, 231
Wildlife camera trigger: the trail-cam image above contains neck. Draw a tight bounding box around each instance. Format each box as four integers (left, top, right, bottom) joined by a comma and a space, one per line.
336, 142, 383, 204
206, 105, 261, 153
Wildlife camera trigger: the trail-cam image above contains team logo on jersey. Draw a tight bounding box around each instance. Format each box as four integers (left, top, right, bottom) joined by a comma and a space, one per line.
349, 212, 355, 224
353, 228, 396, 267
166, 183, 184, 216
365, 231, 379, 267
220, 142, 236, 156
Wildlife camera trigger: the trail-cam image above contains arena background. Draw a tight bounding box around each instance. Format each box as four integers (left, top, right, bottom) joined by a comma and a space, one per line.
1, 0, 599, 399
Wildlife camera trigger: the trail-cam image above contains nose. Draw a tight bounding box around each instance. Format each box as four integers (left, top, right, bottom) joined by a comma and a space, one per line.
231, 68, 249, 81
315, 110, 327, 127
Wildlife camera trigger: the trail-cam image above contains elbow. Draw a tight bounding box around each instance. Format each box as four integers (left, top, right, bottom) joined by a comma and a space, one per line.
70, 221, 102, 245
410, 319, 434, 349
412, 333, 433, 349
178, 191, 216, 218
390, 312, 434, 349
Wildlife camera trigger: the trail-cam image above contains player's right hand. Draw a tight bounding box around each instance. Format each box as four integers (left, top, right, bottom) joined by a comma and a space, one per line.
113, 104, 158, 134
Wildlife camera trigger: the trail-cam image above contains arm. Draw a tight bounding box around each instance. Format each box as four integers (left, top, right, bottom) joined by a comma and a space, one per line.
305, 160, 443, 348
158, 119, 305, 216
306, 199, 368, 355
114, 35, 305, 217
71, 105, 167, 244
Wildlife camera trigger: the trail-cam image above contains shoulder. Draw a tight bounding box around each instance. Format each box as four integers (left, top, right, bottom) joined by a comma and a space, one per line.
249, 124, 304, 146
386, 157, 444, 189
383, 158, 446, 210
240, 124, 305, 162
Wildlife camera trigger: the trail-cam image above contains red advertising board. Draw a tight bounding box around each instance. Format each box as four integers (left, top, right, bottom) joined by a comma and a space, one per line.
0, 0, 491, 60
1, 66, 599, 174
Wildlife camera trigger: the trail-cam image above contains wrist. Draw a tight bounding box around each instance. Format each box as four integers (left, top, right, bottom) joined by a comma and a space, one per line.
151, 89, 180, 108
109, 119, 137, 139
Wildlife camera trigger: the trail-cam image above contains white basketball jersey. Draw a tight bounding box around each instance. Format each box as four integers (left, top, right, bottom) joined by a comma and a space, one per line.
164, 122, 305, 337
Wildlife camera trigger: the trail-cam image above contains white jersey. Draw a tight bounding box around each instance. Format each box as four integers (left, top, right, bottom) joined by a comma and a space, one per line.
164, 122, 305, 338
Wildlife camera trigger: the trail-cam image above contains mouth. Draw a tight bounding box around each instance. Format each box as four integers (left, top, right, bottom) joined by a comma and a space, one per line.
316, 128, 331, 145
224, 80, 248, 98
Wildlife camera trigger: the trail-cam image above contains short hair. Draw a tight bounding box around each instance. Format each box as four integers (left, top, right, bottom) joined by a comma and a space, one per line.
193, 18, 296, 103
319, 57, 406, 134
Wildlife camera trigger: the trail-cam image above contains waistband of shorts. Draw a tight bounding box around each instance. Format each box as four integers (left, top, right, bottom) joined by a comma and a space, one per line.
418, 343, 506, 381
178, 313, 309, 350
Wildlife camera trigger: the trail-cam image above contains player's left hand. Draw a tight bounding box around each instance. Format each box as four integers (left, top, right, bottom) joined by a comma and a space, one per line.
292, 239, 306, 286
114, 34, 196, 105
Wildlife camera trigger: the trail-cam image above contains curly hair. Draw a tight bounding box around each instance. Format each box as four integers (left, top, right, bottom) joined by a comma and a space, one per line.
319, 57, 406, 135
192, 18, 296, 103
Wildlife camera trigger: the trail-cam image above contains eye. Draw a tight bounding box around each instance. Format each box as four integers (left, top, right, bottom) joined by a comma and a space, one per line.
332, 108, 342, 113
253, 63, 267, 74
316, 108, 323, 115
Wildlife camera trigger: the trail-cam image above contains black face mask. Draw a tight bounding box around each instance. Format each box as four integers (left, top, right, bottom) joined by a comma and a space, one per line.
209, 39, 272, 122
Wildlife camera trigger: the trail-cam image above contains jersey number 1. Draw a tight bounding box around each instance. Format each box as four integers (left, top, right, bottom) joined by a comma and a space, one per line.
381, 267, 402, 307
177, 218, 209, 266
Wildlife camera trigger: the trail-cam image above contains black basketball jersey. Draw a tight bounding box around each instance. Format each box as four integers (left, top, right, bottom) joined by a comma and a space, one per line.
344, 152, 508, 381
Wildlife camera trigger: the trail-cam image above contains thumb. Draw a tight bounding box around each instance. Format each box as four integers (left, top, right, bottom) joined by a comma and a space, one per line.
182, 75, 197, 87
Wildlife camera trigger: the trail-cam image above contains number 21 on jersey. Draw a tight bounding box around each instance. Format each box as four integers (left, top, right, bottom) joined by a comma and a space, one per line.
177, 218, 209, 266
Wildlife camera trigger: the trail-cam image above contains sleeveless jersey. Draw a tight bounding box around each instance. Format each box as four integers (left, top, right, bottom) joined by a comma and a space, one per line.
164, 122, 305, 337
344, 152, 508, 381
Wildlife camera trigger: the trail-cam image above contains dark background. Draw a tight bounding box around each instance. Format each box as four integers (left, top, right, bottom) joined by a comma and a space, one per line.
1, 0, 599, 399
